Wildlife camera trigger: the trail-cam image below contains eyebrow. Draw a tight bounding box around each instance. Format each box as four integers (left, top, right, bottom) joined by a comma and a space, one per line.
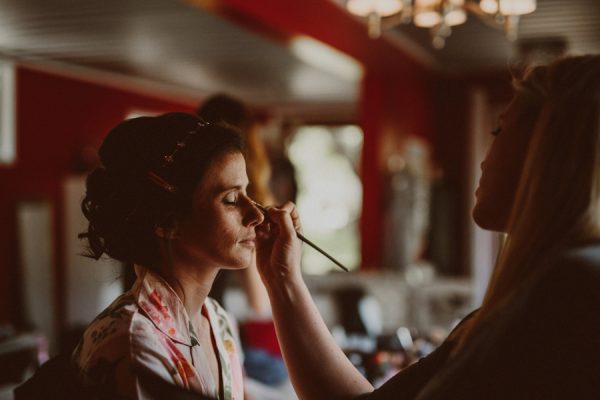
213, 183, 248, 195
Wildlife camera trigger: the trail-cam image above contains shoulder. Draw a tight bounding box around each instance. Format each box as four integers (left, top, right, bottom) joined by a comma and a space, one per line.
72, 292, 139, 389
553, 244, 600, 276
534, 243, 600, 305
73, 293, 137, 361
73, 292, 181, 395
73, 292, 170, 377
509, 244, 600, 332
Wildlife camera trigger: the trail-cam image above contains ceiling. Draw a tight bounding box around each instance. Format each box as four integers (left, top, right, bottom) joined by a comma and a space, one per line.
384, 0, 600, 71
0, 0, 597, 111
0, 0, 359, 110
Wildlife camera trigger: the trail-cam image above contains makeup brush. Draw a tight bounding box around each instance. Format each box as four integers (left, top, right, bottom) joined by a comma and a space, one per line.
251, 200, 349, 272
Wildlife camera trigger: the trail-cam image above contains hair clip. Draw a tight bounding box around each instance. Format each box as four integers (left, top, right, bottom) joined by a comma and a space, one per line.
148, 118, 210, 190
147, 171, 177, 193
158, 128, 200, 168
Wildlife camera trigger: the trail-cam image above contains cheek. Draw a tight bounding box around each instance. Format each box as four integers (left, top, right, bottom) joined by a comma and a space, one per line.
199, 211, 241, 243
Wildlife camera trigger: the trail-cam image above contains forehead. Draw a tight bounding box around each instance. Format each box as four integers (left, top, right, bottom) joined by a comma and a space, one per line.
197, 151, 247, 193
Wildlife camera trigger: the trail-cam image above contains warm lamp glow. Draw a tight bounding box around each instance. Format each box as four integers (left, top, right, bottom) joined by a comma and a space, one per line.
347, 0, 404, 17
415, 0, 441, 6
348, 0, 537, 46
445, 9, 467, 26
499, 0, 536, 15
480, 0, 499, 13
414, 10, 442, 27
445, 0, 466, 26
414, 0, 442, 28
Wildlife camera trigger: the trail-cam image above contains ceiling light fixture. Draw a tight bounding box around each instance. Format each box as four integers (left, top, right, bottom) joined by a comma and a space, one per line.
345, 0, 536, 48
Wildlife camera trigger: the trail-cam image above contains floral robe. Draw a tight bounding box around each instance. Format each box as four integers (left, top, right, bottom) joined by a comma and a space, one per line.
72, 265, 244, 399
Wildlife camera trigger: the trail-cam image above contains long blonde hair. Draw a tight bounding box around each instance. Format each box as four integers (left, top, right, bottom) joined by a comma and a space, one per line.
455, 55, 600, 351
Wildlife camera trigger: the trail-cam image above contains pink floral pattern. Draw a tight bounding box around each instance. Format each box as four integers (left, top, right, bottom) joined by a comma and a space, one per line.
72, 265, 244, 399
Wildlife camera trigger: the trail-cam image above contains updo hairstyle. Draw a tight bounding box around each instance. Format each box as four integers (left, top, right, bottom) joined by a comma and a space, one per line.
81, 112, 243, 268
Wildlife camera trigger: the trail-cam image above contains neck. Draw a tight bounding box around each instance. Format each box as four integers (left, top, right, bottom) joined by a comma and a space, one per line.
158, 250, 220, 319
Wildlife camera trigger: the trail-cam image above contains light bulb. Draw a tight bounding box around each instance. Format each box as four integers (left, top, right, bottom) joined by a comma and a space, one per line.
415, 0, 441, 6
414, 11, 442, 27
480, 0, 499, 14
375, 0, 404, 16
445, 9, 466, 26
347, 0, 403, 17
499, 0, 536, 16
414, 0, 443, 27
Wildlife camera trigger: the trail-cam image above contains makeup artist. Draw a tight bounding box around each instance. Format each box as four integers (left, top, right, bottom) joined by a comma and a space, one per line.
255, 54, 600, 399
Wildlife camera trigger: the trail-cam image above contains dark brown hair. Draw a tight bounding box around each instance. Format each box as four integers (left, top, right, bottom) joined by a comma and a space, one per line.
80, 112, 243, 268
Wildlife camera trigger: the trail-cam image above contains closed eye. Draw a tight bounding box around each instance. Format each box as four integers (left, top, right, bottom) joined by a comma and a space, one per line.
222, 192, 239, 205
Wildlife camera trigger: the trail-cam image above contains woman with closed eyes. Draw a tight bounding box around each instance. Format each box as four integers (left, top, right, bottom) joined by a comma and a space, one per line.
73, 112, 264, 399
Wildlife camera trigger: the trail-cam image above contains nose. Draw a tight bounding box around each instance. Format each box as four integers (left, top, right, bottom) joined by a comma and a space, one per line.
243, 197, 265, 227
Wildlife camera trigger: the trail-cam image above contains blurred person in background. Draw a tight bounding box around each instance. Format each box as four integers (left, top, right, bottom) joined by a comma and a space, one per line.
255, 54, 600, 399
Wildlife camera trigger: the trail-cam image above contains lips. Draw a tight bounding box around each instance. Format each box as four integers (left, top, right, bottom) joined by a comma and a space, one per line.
239, 237, 256, 246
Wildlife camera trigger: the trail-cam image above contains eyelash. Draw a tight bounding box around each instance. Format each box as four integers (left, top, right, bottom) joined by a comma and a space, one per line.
223, 193, 239, 206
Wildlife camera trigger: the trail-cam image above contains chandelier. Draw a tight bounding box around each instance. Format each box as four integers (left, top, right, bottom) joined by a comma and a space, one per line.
345, 0, 537, 48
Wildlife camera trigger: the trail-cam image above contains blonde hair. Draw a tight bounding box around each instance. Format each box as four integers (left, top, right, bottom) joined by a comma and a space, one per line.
196, 94, 274, 204
455, 55, 600, 351
245, 123, 274, 205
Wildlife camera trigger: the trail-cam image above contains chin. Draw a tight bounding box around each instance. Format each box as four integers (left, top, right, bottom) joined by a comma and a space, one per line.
472, 205, 507, 232
223, 253, 254, 270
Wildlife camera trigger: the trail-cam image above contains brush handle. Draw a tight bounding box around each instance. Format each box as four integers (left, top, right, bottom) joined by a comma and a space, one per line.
296, 232, 349, 272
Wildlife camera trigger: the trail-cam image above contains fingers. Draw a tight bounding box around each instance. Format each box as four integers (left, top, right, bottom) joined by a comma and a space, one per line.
280, 201, 303, 234
266, 202, 302, 241
255, 222, 272, 241
254, 201, 303, 285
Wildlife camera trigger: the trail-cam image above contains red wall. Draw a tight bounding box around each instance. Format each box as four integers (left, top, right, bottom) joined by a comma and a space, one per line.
0, 66, 195, 326
359, 71, 433, 269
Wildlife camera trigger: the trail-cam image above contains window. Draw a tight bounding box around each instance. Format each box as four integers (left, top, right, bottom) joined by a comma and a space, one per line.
288, 125, 363, 274
0, 61, 16, 165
